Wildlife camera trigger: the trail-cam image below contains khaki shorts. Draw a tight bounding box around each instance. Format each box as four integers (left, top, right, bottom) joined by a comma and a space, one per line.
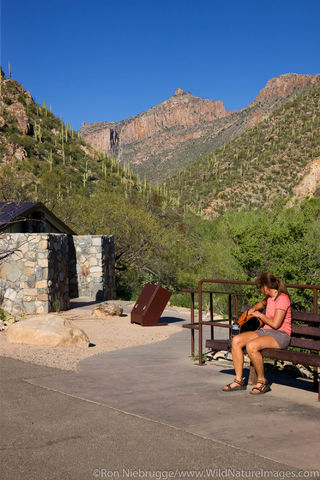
255, 328, 290, 349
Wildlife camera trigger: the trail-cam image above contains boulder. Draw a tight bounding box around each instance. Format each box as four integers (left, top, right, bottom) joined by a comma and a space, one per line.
14, 146, 27, 161
6, 315, 90, 348
91, 302, 123, 318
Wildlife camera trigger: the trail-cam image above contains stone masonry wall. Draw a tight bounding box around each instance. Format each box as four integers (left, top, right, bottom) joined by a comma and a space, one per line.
0, 233, 116, 315
0, 233, 51, 315
70, 235, 116, 301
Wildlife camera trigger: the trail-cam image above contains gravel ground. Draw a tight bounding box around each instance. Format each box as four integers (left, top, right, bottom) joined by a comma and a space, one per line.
0, 300, 183, 371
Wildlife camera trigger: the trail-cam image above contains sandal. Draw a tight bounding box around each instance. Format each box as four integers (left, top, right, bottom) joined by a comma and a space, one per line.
222, 378, 246, 392
250, 381, 271, 395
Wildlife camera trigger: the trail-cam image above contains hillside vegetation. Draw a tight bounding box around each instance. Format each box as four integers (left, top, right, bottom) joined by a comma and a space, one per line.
165, 83, 320, 217
0, 71, 192, 298
0, 70, 319, 314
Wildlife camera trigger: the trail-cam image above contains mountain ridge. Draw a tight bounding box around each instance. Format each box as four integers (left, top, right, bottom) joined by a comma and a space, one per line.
164, 81, 320, 218
80, 73, 320, 182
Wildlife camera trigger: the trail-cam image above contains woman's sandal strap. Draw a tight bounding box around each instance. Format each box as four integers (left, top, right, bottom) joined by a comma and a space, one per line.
250, 381, 271, 394
233, 378, 245, 386
255, 381, 268, 388
223, 378, 247, 391
232, 378, 244, 387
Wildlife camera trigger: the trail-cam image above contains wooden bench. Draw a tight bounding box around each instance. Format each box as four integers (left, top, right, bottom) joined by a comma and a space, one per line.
205, 311, 320, 401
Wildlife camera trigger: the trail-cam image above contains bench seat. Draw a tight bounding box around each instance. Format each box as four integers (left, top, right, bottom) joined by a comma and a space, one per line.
206, 338, 320, 368
257, 349, 320, 367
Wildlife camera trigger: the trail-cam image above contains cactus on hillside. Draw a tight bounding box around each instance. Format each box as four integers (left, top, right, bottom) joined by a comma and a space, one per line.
34, 123, 42, 142
49, 150, 53, 171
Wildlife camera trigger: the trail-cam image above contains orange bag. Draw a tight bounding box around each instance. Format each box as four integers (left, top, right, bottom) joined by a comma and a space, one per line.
237, 310, 264, 334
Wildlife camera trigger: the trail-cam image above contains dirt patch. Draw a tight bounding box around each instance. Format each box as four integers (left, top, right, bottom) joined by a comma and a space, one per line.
0, 301, 182, 371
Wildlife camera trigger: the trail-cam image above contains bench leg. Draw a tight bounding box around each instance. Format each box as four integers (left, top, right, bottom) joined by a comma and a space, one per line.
248, 362, 257, 385
191, 329, 195, 358
313, 367, 320, 401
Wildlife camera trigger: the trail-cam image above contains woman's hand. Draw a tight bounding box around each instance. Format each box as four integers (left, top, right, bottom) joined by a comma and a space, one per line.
251, 310, 265, 322
248, 308, 256, 315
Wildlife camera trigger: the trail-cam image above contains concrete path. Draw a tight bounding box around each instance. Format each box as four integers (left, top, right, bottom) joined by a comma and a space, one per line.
4, 358, 314, 480
24, 305, 320, 473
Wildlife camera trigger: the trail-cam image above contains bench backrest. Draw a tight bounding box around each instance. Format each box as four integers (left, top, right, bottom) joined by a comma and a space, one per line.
291, 311, 320, 352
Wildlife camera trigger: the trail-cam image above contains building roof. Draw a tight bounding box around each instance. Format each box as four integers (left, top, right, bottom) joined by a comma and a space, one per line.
0, 202, 38, 223
0, 202, 76, 234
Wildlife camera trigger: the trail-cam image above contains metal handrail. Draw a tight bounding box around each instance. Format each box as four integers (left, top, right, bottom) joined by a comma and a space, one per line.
196, 278, 320, 366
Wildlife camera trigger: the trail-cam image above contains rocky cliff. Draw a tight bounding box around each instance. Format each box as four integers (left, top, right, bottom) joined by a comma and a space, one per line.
80, 74, 320, 182
80, 88, 228, 158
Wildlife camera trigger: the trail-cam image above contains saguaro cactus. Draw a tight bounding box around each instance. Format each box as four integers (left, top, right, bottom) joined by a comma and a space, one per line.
49, 150, 53, 171
57, 183, 62, 201
83, 171, 88, 188
34, 123, 42, 142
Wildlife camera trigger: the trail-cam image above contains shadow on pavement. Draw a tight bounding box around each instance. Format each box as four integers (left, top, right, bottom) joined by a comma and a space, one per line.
219, 366, 316, 392
159, 316, 186, 324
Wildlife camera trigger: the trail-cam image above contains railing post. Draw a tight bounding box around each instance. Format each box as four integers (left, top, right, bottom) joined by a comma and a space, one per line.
234, 295, 239, 318
228, 294, 232, 340
198, 280, 203, 366
312, 288, 319, 393
210, 292, 214, 340
313, 288, 318, 314
191, 292, 195, 357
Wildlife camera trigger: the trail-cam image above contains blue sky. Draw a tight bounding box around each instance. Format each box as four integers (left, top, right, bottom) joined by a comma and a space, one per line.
1, 0, 319, 130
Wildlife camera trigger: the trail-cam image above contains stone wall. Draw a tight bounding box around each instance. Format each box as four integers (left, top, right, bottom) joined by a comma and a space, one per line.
0, 233, 116, 315
0, 233, 51, 315
70, 235, 116, 301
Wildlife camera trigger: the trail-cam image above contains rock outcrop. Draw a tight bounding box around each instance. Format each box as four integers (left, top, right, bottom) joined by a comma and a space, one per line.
91, 302, 123, 317
7, 102, 30, 134
289, 157, 320, 205
6, 315, 90, 348
249, 73, 320, 107
80, 74, 320, 182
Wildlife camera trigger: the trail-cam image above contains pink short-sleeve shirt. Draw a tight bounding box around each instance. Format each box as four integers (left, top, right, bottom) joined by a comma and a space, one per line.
264, 293, 291, 335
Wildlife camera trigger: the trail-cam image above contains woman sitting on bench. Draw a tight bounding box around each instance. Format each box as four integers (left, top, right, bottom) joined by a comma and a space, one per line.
223, 272, 291, 395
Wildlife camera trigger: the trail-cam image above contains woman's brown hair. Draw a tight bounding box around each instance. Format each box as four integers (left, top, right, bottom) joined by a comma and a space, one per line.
256, 272, 289, 296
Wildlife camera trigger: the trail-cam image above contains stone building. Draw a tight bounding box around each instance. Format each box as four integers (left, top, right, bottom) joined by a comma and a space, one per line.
0, 202, 116, 315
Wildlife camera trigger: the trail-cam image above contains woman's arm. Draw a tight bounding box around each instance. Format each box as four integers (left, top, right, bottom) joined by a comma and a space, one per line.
248, 298, 267, 315
253, 308, 286, 329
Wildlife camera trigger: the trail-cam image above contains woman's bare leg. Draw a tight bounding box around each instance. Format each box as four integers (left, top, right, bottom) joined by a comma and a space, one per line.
223, 331, 259, 390
246, 336, 280, 392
